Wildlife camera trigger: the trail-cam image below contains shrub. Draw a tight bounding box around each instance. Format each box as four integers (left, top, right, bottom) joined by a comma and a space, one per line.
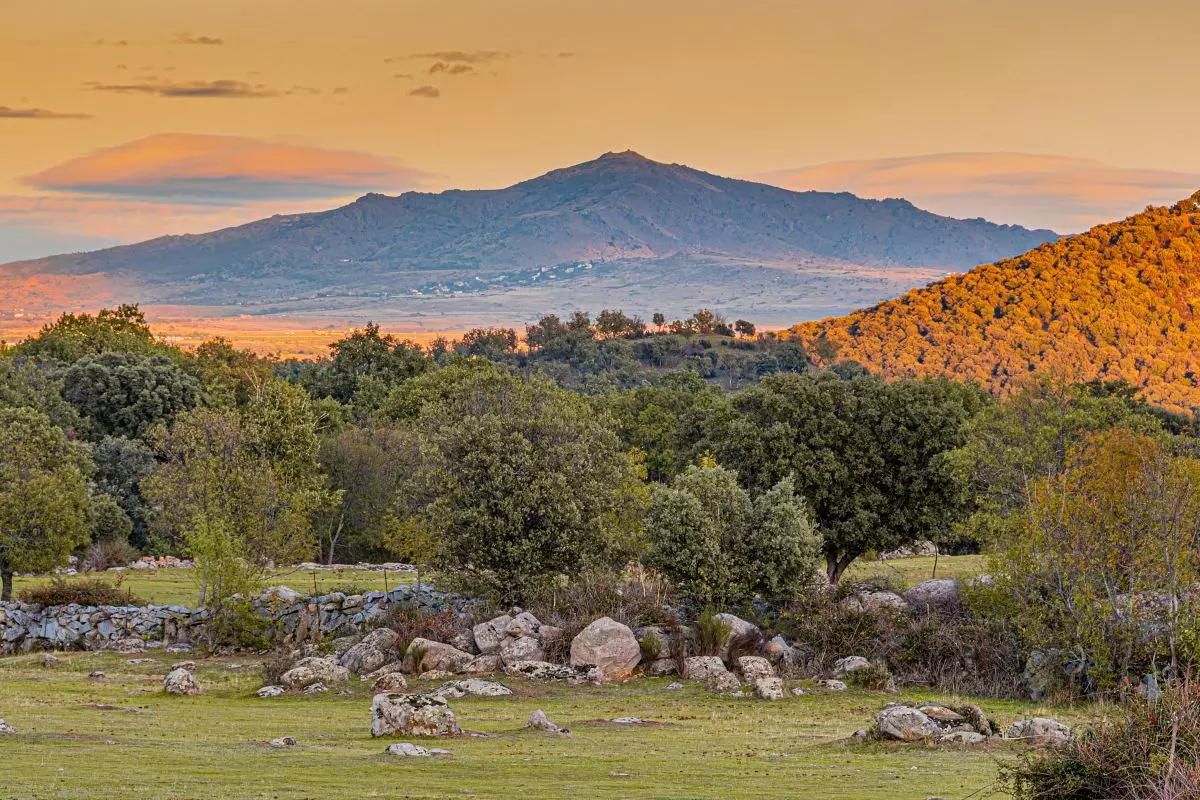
639, 630, 664, 662
201, 598, 272, 651
83, 539, 139, 572
260, 649, 294, 687
1000, 676, 1200, 800
694, 607, 732, 656
19, 577, 144, 606
845, 662, 894, 691
382, 602, 458, 653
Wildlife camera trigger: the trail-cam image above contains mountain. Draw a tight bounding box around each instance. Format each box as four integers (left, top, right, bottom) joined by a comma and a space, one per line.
4, 152, 1055, 299
790, 192, 1200, 412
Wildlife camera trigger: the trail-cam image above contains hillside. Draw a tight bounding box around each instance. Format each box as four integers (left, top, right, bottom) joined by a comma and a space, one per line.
791, 192, 1200, 411
2, 152, 1055, 301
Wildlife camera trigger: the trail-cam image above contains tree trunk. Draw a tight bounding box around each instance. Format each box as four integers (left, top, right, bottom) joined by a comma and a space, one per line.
825, 549, 860, 585
1, 567, 13, 602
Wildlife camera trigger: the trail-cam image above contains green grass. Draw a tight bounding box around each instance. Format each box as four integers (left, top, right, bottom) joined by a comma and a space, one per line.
0, 649, 1088, 799
844, 554, 988, 589
13, 567, 416, 608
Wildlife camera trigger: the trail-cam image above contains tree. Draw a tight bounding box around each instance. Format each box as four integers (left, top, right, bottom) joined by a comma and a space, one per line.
453, 327, 519, 359
0, 408, 92, 599
188, 337, 278, 409
388, 366, 646, 598
18, 305, 160, 363
62, 351, 202, 441
88, 493, 133, 544
89, 436, 157, 548
652, 312, 666, 331
0, 356, 82, 432
734, 320, 756, 339
304, 323, 429, 403
701, 371, 983, 582
603, 370, 721, 482
644, 460, 820, 604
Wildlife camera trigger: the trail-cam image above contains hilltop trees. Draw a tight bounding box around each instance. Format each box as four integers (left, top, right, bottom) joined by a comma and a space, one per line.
62, 351, 202, 441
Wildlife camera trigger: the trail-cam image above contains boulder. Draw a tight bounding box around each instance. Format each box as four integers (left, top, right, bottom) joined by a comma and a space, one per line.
500, 635, 544, 665
506, 611, 542, 639
682, 656, 728, 681
471, 615, 513, 655
429, 679, 512, 699
373, 672, 410, 692
761, 635, 807, 675
939, 730, 988, 745
0, 719, 15, 735
418, 670, 456, 682
960, 702, 992, 736
115, 638, 145, 654
460, 654, 504, 675
302, 683, 329, 694
707, 671, 741, 694
256, 685, 286, 698
364, 661, 406, 681
1004, 718, 1071, 744
331, 635, 358, 657
261, 585, 303, 605
504, 660, 602, 684
1024, 650, 1061, 702
569, 617, 641, 680
339, 628, 402, 675
832, 656, 872, 678
903, 579, 960, 615
403, 638, 473, 675
163, 667, 201, 696
371, 693, 460, 737
280, 657, 349, 688
816, 679, 848, 691
646, 658, 678, 677
526, 709, 566, 734
877, 705, 941, 741
268, 736, 297, 748
449, 630, 479, 656
736, 656, 776, 682
712, 613, 762, 660
635, 626, 674, 660
841, 590, 908, 614
754, 677, 785, 700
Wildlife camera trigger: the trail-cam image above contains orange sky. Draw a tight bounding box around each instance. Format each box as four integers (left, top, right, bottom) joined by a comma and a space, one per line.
3, 0, 1200, 258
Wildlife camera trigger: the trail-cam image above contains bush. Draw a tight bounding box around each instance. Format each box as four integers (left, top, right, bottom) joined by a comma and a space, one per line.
1001, 676, 1200, 800
694, 607, 732, 657
201, 598, 272, 651
260, 649, 294, 687
382, 602, 458, 653
19, 577, 144, 606
83, 539, 139, 572
845, 662, 894, 691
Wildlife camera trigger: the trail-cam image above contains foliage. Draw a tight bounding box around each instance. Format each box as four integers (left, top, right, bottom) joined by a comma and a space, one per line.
188, 337, 278, 409
700, 371, 984, 582
17, 576, 144, 606
644, 461, 821, 604
185, 516, 265, 608
87, 493, 133, 544
382, 603, 458, 653
18, 305, 162, 364
302, 323, 429, 404
1001, 677, 1200, 800
61, 351, 202, 441
0, 407, 93, 600
0, 356, 82, 431
83, 539, 139, 572
792, 192, 1200, 412
844, 662, 893, 691
693, 606, 733, 656
88, 436, 157, 548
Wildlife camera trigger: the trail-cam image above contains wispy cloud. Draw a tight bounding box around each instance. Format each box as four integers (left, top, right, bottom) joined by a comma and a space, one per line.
429, 62, 474, 76
756, 153, 1200, 233
171, 33, 224, 46
387, 49, 514, 64
86, 79, 279, 98
23, 133, 432, 201
409, 85, 441, 99
0, 106, 91, 120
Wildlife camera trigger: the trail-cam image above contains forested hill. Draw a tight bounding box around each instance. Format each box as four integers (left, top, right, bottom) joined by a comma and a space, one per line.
790, 192, 1200, 412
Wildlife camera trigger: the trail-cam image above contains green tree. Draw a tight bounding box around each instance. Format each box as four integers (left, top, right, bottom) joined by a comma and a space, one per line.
62, 351, 202, 441
603, 370, 721, 482
733, 319, 756, 338
304, 323, 429, 403
0, 357, 83, 431
0, 407, 92, 599
18, 305, 160, 363
89, 436, 157, 548
87, 493, 133, 544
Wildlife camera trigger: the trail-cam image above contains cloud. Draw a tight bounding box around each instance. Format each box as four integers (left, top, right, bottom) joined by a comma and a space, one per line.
0, 106, 91, 120
387, 50, 514, 64
429, 62, 474, 76
171, 33, 224, 45
756, 153, 1200, 233
86, 79, 279, 98
23, 133, 432, 201
409, 85, 441, 99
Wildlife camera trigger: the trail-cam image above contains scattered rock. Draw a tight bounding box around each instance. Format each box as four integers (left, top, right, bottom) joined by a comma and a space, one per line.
610, 717, 644, 724
429, 679, 512, 699
506, 611, 542, 639
682, 656, 728, 681
918, 704, 964, 724
89, 670, 106, 680
939, 730, 987, 745
707, 670, 741, 694
460, 654, 504, 675
499, 635, 544, 665
877, 705, 942, 741
816, 679, 848, 691
472, 615, 513, 655
569, 617, 642, 680
339, 628, 402, 676
171, 660, 196, 671
373, 672, 410, 692
904, 579, 960, 615
42, 653, 60, 667
163, 667, 201, 696
840, 590, 908, 614
301, 682, 329, 694
371, 693, 461, 738
0, 719, 15, 735
280, 657, 349, 688
959, 702, 992, 736
268, 736, 297, 748
256, 685, 286, 698
754, 677, 785, 700
736, 656, 776, 682
403, 638, 473, 675
165, 643, 194, 654
526, 709, 567, 734
384, 742, 452, 757
418, 670, 455, 682
645, 658, 678, 677
832, 656, 872, 677
504, 661, 602, 684
126, 658, 154, 665
1004, 718, 1071, 744
115, 638, 145, 654
790, 687, 806, 696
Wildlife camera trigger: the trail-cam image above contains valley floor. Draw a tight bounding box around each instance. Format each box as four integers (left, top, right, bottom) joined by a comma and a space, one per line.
0, 649, 1084, 800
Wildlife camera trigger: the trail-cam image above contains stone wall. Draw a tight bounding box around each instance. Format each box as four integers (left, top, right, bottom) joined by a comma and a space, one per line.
0, 584, 471, 654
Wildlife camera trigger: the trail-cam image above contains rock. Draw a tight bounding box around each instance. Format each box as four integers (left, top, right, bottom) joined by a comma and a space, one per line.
0, 719, 15, 735
1024, 650, 1062, 702
460, 654, 504, 675
816, 679, 847, 691
707, 670, 741, 694
331, 636, 358, 657
666, 681, 684, 690
471, 615, 513, 655
302, 682, 329, 694
256, 685, 286, 698
449, 630, 479, 655
268, 736, 297, 748
430, 678, 512, 699
363, 661, 406, 681
165, 643, 194, 654
163, 667, 201, 696
877, 705, 941, 741
261, 585, 303, 605
1004, 718, 1071, 744
611, 717, 644, 724
385, 742, 449, 756
42, 654, 60, 667
339, 628, 402, 675
918, 705, 964, 724
373, 672, 410, 692
712, 613, 762, 660
736, 656, 776, 682
371, 693, 460, 737
635, 626, 674, 660
403, 638, 473, 675
879, 540, 938, 559
569, 617, 641, 680
790, 687, 806, 696
841, 590, 908, 614
939, 730, 987, 745
526, 709, 567, 734
280, 657, 349, 688
115, 638, 145, 654
89, 670, 106, 680
418, 670, 456, 681
904, 579, 961, 615
646, 658, 678, 677
960, 702, 992, 735
172, 660, 196, 671
503, 660, 603, 684
126, 658, 154, 665
682, 656, 728, 681
832, 656, 872, 677
500, 635, 544, 665
506, 611, 542, 639
761, 635, 807, 675
754, 677, 785, 700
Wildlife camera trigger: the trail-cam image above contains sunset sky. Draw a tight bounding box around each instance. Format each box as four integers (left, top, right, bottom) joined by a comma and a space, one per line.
3, 0, 1200, 261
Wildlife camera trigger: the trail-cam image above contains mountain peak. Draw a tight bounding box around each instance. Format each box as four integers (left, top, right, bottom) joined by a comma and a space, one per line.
597, 149, 652, 162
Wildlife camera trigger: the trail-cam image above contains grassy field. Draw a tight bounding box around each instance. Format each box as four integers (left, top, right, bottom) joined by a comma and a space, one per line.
844, 554, 989, 589
0, 648, 1084, 799
13, 567, 417, 608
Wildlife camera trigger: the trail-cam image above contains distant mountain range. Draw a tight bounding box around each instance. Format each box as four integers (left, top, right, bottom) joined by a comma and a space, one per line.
791, 192, 1200, 412
2, 152, 1056, 320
